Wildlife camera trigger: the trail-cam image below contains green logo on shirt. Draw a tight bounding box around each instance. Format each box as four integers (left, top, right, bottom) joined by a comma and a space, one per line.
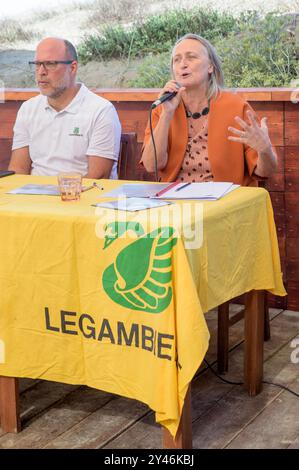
69, 126, 83, 137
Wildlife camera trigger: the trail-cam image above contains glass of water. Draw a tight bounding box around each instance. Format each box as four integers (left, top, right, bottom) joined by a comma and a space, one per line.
57, 173, 82, 201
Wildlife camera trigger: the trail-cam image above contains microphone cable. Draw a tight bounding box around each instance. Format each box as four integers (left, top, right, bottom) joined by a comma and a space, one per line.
202, 359, 243, 386
149, 107, 159, 182
197, 358, 299, 398
149, 84, 181, 183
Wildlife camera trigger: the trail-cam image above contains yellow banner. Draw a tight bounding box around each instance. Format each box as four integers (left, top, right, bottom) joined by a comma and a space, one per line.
0, 176, 286, 437
0, 176, 211, 437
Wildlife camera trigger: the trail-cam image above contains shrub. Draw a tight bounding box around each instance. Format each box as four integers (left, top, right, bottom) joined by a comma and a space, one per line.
215, 11, 298, 87
78, 26, 131, 63
78, 7, 236, 63
128, 52, 171, 88
129, 10, 298, 88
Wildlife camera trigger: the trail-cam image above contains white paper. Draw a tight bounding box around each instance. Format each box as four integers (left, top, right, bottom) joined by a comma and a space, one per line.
92, 197, 172, 212
8, 184, 92, 196
154, 182, 240, 200
8, 184, 60, 195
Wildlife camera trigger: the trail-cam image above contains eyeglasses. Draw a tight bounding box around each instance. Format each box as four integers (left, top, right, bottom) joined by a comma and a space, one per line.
28, 60, 73, 72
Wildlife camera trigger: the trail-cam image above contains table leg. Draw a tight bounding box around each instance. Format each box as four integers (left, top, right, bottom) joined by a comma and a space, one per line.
162, 385, 192, 449
244, 290, 265, 396
217, 301, 230, 374
0, 376, 21, 433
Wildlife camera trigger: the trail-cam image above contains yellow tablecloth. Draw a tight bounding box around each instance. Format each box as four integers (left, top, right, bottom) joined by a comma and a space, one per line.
0, 175, 286, 437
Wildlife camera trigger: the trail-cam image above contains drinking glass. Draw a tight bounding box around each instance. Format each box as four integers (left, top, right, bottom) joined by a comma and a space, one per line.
57, 173, 82, 201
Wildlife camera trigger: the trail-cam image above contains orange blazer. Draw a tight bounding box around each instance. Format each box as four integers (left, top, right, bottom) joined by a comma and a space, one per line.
142, 91, 259, 186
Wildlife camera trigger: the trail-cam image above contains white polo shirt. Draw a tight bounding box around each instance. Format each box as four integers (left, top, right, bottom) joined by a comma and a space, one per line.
12, 83, 121, 179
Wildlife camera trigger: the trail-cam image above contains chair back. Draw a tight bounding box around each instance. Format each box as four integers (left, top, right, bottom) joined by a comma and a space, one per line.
118, 132, 138, 180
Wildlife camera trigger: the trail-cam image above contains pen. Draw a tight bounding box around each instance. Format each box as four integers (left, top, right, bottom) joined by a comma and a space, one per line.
175, 182, 191, 192
155, 181, 180, 197
81, 185, 94, 192
93, 182, 104, 191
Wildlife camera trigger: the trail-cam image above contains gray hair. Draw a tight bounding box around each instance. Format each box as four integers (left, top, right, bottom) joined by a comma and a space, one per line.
171, 33, 224, 100
63, 39, 78, 61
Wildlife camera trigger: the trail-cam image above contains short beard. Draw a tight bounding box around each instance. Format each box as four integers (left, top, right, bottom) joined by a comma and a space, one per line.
40, 85, 68, 99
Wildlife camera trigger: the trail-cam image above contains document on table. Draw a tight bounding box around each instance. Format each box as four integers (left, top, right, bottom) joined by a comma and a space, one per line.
7, 184, 94, 195
153, 182, 240, 200
92, 197, 172, 211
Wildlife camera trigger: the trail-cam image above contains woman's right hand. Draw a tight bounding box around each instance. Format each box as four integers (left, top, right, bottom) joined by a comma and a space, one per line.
159, 80, 185, 115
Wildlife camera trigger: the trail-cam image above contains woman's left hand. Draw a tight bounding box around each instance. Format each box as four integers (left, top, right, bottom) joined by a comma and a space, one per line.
228, 110, 272, 154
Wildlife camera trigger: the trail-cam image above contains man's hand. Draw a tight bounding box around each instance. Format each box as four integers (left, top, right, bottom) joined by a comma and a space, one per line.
85, 155, 114, 179
8, 147, 32, 174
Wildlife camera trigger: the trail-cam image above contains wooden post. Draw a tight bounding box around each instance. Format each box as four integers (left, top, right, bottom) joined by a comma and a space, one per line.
264, 291, 271, 341
0, 377, 21, 433
244, 291, 264, 396
217, 301, 230, 374
162, 385, 192, 449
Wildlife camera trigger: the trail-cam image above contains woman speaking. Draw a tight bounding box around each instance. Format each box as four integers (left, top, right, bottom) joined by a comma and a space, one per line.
141, 33, 277, 185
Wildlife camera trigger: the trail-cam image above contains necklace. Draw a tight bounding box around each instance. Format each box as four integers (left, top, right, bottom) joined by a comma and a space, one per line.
185, 104, 209, 120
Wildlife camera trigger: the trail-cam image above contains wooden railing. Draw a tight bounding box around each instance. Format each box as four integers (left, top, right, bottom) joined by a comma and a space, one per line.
0, 88, 298, 309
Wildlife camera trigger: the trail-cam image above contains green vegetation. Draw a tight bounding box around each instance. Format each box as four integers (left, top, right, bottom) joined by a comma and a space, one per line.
129, 52, 171, 88
78, 7, 298, 88
78, 8, 236, 62
215, 11, 299, 87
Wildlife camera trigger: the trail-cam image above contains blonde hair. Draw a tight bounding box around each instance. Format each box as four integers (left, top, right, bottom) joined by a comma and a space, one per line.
171, 33, 224, 100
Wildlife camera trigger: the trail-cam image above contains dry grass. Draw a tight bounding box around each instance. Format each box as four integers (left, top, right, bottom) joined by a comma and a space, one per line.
26, 9, 62, 24
0, 19, 40, 45
85, 0, 151, 27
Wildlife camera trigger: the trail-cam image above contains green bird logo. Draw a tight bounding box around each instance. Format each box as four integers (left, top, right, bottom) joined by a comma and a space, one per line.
102, 221, 177, 314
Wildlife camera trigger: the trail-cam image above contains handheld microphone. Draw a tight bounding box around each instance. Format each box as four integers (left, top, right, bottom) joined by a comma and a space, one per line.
151, 83, 181, 109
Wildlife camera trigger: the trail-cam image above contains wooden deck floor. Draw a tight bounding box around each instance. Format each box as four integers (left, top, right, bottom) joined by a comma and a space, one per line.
1, 306, 299, 449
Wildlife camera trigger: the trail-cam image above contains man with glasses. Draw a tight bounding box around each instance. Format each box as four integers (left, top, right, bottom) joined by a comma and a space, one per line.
9, 37, 121, 179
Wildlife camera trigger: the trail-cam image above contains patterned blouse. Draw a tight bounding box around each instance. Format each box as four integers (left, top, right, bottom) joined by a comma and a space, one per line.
176, 114, 213, 183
